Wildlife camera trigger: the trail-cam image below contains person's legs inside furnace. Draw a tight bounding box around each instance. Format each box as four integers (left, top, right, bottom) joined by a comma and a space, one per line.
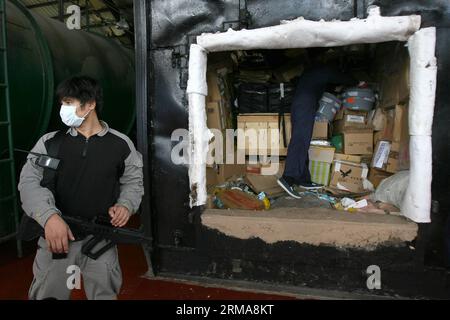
17, 76, 144, 300
277, 54, 360, 198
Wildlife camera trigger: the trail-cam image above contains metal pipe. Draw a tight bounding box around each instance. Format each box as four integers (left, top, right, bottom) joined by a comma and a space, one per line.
58, 0, 64, 22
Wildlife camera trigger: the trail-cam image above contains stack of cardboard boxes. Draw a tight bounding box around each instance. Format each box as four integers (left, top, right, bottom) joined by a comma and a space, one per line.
326, 103, 410, 192
367, 41, 411, 188
205, 47, 410, 199
328, 108, 373, 193
236, 114, 330, 193
308, 145, 335, 186
236, 114, 328, 156
369, 104, 410, 187
206, 67, 247, 188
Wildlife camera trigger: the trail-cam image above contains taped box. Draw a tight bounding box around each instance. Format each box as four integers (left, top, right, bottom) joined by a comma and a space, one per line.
371, 140, 404, 173
312, 120, 329, 140
206, 163, 246, 186
237, 113, 291, 156
333, 153, 371, 164
329, 160, 369, 193
372, 104, 409, 152
371, 140, 391, 169
308, 146, 335, 186
368, 168, 393, 188
237, 113, 328, 155
308, 145, 335, 163
246, 160, 285, 176
309, 161, 332, 186
342, 129, 374, 155
244, 173, 285, 197
378, 45, 410, 108
333, 109, 369, 134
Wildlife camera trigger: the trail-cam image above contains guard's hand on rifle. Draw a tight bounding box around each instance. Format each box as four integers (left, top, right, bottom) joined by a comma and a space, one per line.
44, 214, 75, 254
109, 204, 131, 227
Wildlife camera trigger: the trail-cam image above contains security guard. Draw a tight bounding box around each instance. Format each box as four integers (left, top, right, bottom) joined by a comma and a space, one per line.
18, 76, 144, 300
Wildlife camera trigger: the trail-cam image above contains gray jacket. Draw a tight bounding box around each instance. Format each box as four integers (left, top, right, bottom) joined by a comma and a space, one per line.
18, 121, 144, 227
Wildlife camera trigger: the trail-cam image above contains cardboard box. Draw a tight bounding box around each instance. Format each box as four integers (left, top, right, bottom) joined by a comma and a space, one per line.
342, 129, 373, 155
391, 104, 410, 170
371, 140, 391, 169
206, 68, 233, 129
206, 166, 219, 189
333, 109, 369, 134
312, 121, 329, 140
206, 163, 246, 186
244, 173, 285, 197
377, 42, 410, 108
236, 113, 332, 155
385, 152, 399, 173
246, 160, 285, 176
308, 146, 335, 186
368, 168, 393, 188
207, 71, 222, 102
207, 67, 233, 102
206, 101, 226, 131
262, 161, 285, 176
371, 108, 386, 131
334, 108, 367, 121
373, 130, 383, 147
246, 164, 262, 174
371, 105, 408, 144
330, 161, 369, 193
377, 108, 395, 141
371, 104, 409, 173
392, 105, 408, 145
309, 161, 332, 186
206, 101, 233, 167
237, 113, 330, 155
379, 53, 410, 108
333, 153, 371, 164
371, 140, 403, 174
237, 113, 291, 156
308, 146, 335, 163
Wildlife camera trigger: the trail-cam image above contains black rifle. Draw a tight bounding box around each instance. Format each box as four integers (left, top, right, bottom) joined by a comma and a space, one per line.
16, 139, 151, 260
18, 214, 152, 260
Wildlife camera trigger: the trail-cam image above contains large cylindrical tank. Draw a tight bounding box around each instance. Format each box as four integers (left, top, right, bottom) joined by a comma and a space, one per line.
0, 0, 135, 237
7, 0, 135, 148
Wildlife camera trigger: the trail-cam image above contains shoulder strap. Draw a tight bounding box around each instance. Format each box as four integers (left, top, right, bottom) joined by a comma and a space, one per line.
46, 130, 65, 158
19, 131, 66, 241
40, 130, 65, 192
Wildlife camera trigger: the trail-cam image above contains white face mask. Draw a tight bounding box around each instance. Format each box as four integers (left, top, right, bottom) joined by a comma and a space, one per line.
59, 105, 91, 127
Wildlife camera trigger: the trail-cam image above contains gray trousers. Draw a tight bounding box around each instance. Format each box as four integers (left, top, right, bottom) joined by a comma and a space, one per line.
29, 236, 122, 300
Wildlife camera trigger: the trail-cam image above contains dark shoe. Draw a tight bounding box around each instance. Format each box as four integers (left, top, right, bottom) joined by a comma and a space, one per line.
297, 181, 323, 190
277, 177, 302, 199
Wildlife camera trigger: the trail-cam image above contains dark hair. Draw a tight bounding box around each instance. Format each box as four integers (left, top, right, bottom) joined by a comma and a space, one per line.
56, 76, 103, 116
